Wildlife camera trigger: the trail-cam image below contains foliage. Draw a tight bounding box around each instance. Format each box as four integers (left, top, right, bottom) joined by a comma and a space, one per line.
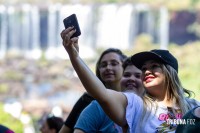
0, 103, 23, 133
173, 42, 200, 100
0, 84, 9, 93
188, 22, 200, 38
2, 70, 24, 81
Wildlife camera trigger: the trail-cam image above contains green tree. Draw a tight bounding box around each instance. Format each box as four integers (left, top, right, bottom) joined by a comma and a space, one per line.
0, 103, 23, 133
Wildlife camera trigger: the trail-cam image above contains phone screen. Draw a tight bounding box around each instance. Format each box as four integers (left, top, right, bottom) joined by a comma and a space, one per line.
63, 14, 81, 38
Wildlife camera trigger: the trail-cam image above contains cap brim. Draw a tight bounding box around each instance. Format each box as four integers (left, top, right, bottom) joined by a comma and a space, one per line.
131, 51, 165, 69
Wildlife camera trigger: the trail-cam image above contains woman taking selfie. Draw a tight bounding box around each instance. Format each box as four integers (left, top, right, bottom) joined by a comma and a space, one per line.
60, 27, 200, 132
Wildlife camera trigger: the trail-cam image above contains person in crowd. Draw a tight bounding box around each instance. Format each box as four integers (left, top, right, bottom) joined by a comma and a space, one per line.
59, 48, 127, 133
175, 106, 200, 133
74, 57, 144, 133
0, 124, 14, 133
40, 115, 64, 133
60, 27, 200, 132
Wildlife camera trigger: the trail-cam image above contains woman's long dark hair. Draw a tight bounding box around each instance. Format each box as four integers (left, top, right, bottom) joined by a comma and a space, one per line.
95, 48, 127, 85
47, 116, 64, 133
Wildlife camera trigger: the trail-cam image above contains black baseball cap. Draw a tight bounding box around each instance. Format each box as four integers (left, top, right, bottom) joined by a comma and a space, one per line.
131, 49, 178, 72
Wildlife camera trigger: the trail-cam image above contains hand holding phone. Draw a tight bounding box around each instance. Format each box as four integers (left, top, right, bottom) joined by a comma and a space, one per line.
63, 14, 81, 38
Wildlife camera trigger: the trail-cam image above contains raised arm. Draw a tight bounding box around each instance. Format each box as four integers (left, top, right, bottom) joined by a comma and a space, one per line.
60, 28, 127, 126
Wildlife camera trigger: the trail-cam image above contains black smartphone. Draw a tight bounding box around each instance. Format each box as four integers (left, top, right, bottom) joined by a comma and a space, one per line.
63, 14, 81, 38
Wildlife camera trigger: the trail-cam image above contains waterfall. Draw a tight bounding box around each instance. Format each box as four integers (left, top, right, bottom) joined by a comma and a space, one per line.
112, 4, 133, 49
7, 6, 19, 53
96, 4, 118, 48
159, 6, 169, 49
0, 5, 7, 59
96, 4, 135, 49
0, 3, 168, 59
21, 4, 31, 57
29, 6, 41, 59
45, 4, 59, 59
57, 4, 95, 59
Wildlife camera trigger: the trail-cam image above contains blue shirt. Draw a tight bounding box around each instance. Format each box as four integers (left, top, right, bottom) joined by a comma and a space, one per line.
74, 100, 120, 133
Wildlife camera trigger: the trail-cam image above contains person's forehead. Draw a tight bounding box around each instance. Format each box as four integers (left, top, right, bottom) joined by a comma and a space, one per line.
124, 65, 141, 73
101, 52, 121, 62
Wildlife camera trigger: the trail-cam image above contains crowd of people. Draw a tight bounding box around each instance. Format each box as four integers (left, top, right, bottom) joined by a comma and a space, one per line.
2, 24, 200, 133
58, 26, 200, 133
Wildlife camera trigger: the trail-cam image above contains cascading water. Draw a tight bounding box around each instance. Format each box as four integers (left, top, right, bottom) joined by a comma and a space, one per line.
0, 3, 167, 59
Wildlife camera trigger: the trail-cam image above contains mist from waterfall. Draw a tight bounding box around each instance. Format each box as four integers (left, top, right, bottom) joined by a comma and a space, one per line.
0, 3, 168, 59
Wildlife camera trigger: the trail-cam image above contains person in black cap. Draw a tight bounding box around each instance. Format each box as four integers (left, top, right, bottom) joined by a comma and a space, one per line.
60, 27, 200, 133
